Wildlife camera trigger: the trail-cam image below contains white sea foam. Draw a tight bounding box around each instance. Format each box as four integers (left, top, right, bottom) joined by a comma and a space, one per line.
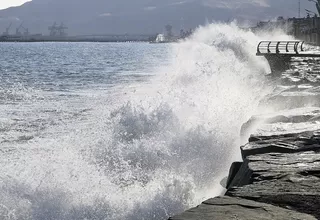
0, 23, 293, 220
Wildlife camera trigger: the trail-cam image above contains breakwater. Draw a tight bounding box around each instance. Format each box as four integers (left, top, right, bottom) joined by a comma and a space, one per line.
169, 53, 320, 219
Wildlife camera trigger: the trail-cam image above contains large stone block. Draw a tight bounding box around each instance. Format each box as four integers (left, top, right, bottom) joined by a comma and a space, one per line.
169, 196, 316, 220
227, 151, 320, 218
241, 107, 320, 142
241, 130, 320, 159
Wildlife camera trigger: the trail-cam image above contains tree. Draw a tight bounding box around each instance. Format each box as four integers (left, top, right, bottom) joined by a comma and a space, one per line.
317, 1, 320, 16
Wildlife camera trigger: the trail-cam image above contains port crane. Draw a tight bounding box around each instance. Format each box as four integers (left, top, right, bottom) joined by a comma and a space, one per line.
48, 22, 68, 37
3, 23, 12, 36
48, 22, 58, 36
21, 25, 29, 36
58, 22, 68, 36
16, 23, 23, 36
15, 23, 30, 36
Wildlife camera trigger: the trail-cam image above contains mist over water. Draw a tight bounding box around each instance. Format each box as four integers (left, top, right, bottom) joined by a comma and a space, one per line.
0, 23, 292, 220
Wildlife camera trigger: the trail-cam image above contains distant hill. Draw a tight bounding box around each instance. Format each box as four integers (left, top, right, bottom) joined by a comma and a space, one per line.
0, 0, 313, 36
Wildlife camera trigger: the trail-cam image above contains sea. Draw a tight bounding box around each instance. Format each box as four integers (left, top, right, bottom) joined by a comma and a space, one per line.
0, 23, 293, 220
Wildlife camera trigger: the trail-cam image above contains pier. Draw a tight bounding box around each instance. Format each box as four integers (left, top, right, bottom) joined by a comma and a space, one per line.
169, 43, 320, 219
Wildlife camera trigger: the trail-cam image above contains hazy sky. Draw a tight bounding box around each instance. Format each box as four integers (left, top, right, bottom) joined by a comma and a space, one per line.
0, 0, 30, 10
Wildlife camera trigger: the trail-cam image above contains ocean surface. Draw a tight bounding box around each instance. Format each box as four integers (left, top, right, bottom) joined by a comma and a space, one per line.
0, 23, 293, 220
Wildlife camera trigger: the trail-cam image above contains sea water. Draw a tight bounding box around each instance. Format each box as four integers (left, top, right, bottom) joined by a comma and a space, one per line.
0, 23, 292, 220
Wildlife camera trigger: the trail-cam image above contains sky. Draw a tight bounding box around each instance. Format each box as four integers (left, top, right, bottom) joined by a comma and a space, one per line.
0, 0, 31, 10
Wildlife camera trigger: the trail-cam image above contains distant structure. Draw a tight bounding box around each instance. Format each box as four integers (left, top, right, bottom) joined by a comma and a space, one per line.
150, 25, 194, 43
15, 23, 22, 36
155, 34, 165, 43
16, 23, 29, 36
252, 15, 320, 45
48, 22, 57, 36
250, 0, 320, 46
165, 24, 173, 40
48, 22, 68, 37
3, 23, 12, 36
179, 29, 193, 39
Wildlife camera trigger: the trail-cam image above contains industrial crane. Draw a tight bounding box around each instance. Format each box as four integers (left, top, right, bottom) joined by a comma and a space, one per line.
16, 23, 23, 36
58, 22, 68, 37
48, 22, 68, 37
21, 25, 29, 36
48, 22, 58, 36
15, 23, 29, 36
3, 23, 12, 36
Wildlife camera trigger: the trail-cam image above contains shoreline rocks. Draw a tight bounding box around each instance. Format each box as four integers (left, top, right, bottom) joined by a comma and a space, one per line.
169, 196, 317, 220
168, 57, 320, 219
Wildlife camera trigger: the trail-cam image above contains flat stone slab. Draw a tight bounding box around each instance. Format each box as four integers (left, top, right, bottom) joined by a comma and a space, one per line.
240, 107, 320, 158
241, 130, 320, 158
169, 196, 316, 220
250, 122, 320, 137
241, 107, 320, 140
260, 86, 320, 111
251, 107, 320, 123
227, 151, 320, 218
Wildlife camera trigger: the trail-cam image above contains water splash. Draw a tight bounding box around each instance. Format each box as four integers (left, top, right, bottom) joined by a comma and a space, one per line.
0, 23, 292, 220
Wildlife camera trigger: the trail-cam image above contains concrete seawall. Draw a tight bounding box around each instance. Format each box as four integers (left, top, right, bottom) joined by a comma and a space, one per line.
169, 56, 320, 219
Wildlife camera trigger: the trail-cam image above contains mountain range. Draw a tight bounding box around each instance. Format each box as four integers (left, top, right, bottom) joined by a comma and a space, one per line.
0, 0, 314, 35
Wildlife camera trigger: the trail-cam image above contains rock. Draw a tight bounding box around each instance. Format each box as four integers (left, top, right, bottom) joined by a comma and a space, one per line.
226, 162, 243, 189
169, 196, 316, 220
241, 130, 320, 159
227, 151, 320, 218
169, 59, 320, 220
260, 87, 320, 111
240, 107, 320, 158
240, 107, 320, 143
248, 122, 320, 138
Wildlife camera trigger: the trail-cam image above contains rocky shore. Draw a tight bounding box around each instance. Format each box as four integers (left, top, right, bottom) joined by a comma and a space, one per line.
169, 56, 320, 219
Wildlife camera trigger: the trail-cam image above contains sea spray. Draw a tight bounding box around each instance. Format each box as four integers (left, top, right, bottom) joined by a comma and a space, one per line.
0, 23, 292, 220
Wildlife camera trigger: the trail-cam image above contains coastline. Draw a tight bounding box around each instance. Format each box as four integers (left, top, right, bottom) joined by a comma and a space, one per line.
0, 35, 156, 43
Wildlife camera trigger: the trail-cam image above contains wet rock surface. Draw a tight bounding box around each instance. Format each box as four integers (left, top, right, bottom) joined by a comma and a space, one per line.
227, 151, 320, 218
169, 196, 317, 220
169, 55, 320, 219
241, 129, 320, 158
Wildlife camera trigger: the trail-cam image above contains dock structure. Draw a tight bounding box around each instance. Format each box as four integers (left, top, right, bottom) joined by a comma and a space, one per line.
169, 44, 320, 220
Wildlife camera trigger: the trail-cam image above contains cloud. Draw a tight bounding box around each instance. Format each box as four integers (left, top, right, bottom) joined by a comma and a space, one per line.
0, 16, 21, 21
202, 0, 270, 9
169, 1, 191, 6
99, 13, 112, 17
144, 6, 157, 11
